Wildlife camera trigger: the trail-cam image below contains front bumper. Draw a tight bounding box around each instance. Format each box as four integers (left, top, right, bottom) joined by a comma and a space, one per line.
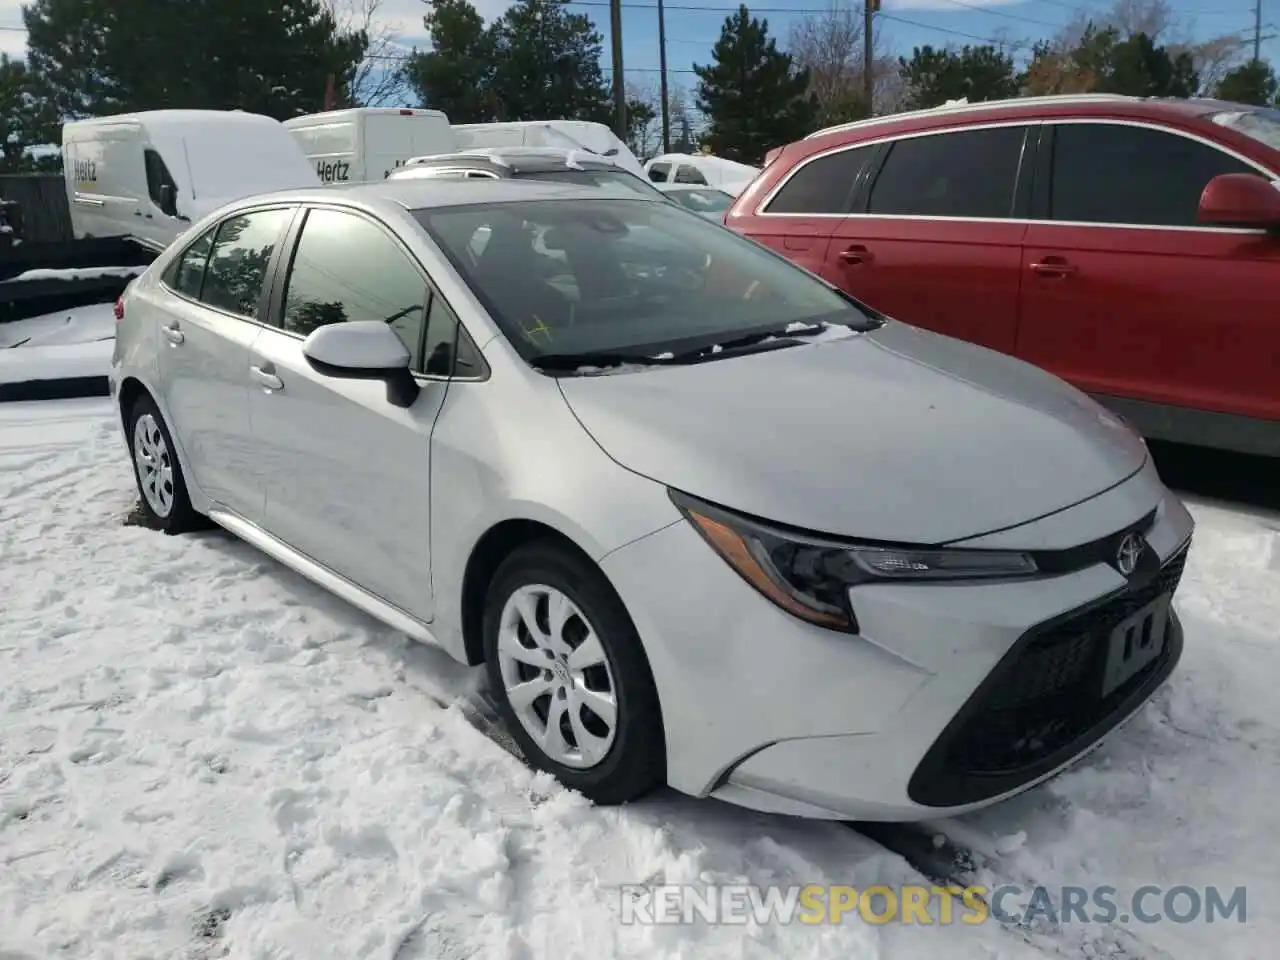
600, 460, 1194, 821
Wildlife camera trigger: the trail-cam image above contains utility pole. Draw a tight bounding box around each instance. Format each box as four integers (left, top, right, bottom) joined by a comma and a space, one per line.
1254, 0, 1263, 62
864, 0, 878, 112
610, 0, 627, 141
658, 0, 670, 154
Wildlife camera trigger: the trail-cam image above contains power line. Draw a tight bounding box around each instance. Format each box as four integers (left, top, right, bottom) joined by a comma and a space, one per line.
566, 0, 1020, 45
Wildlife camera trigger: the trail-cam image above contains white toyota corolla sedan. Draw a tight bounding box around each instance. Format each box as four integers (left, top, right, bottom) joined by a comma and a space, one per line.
110, 178, 1194, 821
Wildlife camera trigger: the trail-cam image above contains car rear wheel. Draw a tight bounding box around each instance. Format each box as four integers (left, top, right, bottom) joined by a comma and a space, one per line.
126, 394, 204, 534
483, 541, 665, 804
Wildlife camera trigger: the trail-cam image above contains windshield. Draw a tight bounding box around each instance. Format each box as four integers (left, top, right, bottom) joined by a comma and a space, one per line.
1208, 107, 1280, 154
515, 167, 668, 200
666, 188, 734, 213
414, 198, 874, 366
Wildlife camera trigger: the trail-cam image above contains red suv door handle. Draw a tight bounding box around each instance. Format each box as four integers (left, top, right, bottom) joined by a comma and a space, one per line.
1029, 257, 1076, 277
838, 245, 873, 264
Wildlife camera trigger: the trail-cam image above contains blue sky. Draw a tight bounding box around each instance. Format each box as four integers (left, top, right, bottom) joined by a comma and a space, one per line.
562, 0, 1276, 95
0, 0, 1271, 100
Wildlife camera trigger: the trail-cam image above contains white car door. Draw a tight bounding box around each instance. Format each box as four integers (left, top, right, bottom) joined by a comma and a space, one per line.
154, 205, 296, 522
246, 205, 464, 622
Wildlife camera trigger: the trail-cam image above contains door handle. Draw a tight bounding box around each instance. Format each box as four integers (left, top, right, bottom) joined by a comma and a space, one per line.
1030, 258, 1076, 278
838, 245, 873, 264
250, 365, 283, 391
161, 323, 184, 345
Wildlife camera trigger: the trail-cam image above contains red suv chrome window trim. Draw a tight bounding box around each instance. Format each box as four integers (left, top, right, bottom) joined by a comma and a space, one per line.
755, 116, 1279, 236
754, 118, 1035, 218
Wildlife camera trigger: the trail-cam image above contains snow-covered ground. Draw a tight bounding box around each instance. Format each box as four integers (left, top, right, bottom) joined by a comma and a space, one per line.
1, 398, 1277, 959
0, 304, 117, 387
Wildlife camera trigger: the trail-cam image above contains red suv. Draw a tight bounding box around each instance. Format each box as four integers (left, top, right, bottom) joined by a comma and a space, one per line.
727, 94, 1280, 457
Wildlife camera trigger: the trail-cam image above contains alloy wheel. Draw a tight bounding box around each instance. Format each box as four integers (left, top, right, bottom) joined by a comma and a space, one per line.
133, 413, 174, 518
496, 583, 619, 769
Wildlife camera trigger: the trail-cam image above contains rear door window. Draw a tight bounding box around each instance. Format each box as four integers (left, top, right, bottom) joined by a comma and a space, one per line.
647, 162, 671, 183
867, 125, 1029, 219
1049, 122, 1256, 227
199, 208, 293, 319
765, 144, 876, 215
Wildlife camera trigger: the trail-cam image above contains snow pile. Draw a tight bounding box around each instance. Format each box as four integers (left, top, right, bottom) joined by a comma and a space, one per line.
0, 399, 1035, 960
0, 304, 117, 386
0, 304, 116, 349
12, 265, 145, 282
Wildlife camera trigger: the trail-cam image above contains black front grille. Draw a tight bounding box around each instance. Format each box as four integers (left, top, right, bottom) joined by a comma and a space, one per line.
908, 542, 1189, 808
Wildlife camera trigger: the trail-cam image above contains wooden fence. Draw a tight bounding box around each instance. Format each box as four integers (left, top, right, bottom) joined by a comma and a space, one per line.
0, 174, 75, 243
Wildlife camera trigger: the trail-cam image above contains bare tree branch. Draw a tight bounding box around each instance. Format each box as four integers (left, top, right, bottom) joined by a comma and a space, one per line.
327, 0, 412, 107
787, 2, 893, 119
625, 77, 700, 158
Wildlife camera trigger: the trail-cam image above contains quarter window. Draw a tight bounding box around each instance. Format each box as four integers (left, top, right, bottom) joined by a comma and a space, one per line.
280, 208, 428, 369
1049, 122, 1255, 227
422, 291, 485, 377
765, 145, 875, 215
200, 208, 292, 319
867, 125, 1028, 219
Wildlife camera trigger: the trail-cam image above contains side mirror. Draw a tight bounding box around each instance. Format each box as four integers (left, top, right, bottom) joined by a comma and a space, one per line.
159, 183, 177, 217
1197, 173, 1280, 230
301, 320, 420, 408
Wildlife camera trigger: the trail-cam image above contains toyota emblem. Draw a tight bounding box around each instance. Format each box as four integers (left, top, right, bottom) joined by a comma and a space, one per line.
1115, 533, 1144, 576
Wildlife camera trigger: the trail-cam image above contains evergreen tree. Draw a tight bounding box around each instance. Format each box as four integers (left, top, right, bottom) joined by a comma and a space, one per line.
1097, 30, 1199, 97
1022, 24, 1198, 99
402, 0, 498, 122
694, 5, 815, 163
899, 44, 1019, 109
486, 0, 612, 122
1213, 59, 1279, 106
0, 55, 50, 168
404, 0, 612, 124
23, 0, 367, 132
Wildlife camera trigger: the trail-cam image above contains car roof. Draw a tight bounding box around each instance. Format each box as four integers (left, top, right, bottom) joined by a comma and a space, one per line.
236, 177, 650, 212
803, 93, 1246, 148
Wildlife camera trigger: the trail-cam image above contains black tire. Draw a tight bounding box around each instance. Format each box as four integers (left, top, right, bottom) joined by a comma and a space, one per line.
125, 393, 207, 534
483, 540, 666, 805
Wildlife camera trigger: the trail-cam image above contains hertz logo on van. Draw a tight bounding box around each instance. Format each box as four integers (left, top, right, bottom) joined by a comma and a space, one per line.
316, 160, 350, 183
73, 159, 98, 183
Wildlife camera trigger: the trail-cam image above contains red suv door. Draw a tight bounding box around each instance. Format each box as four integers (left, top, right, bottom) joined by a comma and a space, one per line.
1016, 119, 1280, 441
727, 143, 877, 278
824, 123, 1033, 354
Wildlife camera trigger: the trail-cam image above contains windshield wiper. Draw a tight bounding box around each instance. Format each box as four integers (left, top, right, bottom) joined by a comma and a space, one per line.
532, 351, 677, 371
533, 321, 837, 372
664, 321, 830, 363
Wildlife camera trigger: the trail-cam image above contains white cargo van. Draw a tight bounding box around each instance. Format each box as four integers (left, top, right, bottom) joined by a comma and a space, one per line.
282, 107, 455, 183
62, 110, 319, 251
450, 120, 645, 178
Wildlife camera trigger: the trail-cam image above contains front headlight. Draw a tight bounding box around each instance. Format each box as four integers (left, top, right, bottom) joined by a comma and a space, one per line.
669, 490, 1038, 633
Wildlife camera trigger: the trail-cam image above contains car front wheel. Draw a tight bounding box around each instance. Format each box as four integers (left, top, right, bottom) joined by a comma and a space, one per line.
483, 541, 665, 805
